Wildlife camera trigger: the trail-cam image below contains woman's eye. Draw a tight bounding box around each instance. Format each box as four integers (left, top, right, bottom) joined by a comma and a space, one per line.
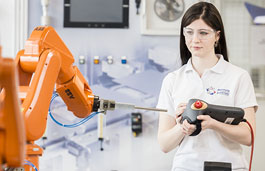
187, 31, 193, 35
200, 32, 208, 35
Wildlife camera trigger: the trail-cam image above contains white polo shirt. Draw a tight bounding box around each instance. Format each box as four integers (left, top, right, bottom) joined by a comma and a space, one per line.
157, 54, 258, 171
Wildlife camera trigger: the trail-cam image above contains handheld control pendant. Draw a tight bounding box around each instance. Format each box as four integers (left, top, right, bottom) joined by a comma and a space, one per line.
180, 99, 244, 136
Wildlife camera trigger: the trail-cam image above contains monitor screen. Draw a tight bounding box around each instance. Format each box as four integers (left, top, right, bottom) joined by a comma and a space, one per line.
64, 0, 129, 28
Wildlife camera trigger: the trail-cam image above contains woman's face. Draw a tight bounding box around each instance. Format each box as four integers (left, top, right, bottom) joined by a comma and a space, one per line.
183, 19, 220, 57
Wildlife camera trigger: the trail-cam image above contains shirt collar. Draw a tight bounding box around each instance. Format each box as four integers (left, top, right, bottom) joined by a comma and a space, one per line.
184, 54, 226, 74
210, 54, 226, 74
184, 58, 193, 73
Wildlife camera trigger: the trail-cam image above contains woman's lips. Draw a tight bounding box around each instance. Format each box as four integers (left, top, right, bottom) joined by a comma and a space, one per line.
192, 46, 202, 50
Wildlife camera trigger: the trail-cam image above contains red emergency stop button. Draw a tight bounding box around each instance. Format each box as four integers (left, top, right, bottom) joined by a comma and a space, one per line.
194, 100, 203, 109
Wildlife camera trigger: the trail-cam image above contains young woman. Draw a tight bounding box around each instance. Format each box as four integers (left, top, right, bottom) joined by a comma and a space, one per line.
157, 2, 258, 171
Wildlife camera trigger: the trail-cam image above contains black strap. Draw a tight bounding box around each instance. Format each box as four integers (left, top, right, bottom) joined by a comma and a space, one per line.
190, 121, 202, 136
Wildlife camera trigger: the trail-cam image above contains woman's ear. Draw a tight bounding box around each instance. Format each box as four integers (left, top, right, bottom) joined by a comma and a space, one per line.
216, 31, 221, 42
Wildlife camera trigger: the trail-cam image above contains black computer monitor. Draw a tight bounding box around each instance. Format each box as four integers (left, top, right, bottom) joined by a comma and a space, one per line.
64, 0, 129, 28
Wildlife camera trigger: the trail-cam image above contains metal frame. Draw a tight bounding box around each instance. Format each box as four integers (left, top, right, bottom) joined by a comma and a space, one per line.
63, 0, 129, 28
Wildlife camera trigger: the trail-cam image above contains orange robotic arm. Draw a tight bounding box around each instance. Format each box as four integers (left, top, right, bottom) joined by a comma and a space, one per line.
16, 26, 98, 142
0, 46, 26, 170
15, 26, 99, 170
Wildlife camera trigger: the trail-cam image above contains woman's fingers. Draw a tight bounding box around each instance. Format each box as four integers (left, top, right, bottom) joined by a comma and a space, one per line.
176, 103, 187, 118
175, 116, 182, 124
176, 103, 196, 135
182, 120, 196, 135
176, 107, 185, 117
177, 103, 187, 108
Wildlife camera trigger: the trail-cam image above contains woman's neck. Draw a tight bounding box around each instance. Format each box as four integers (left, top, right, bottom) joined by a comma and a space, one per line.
191, 53, 219, 77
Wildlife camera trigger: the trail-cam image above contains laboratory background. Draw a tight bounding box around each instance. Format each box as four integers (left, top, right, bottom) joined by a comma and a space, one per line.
0, 0, 265, 171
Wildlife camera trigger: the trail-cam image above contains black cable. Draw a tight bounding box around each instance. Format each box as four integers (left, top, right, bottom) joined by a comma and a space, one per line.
241, 118, 247, 122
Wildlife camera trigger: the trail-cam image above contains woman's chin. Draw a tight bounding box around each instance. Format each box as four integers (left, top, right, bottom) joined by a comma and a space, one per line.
191, 52, 203, 57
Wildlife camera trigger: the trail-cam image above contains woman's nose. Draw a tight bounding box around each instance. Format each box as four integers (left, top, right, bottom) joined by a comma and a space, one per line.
191, 32, 200, 42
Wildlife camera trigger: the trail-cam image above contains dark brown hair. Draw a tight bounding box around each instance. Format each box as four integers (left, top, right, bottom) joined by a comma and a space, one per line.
180, 2, 228, 65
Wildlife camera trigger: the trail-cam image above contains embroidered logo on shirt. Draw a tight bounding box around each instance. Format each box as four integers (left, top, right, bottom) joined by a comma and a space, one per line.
206, 87, 216, 95
206, 87, 230, 96
217, 89, 230, 96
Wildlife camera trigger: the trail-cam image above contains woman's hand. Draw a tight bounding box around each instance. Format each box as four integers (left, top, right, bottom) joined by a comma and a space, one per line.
175, 103, 187, 118
175, 103, 196, 136
181, 119, 196, 135
197, 115, 217, 131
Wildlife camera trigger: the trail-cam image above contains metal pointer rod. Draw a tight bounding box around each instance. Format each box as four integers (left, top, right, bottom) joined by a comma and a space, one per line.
115, 102, 167, 112
134, 106, 168, 112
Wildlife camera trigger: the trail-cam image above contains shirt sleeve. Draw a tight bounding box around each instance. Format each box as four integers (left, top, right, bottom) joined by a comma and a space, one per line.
234, 71, 258, 112
156, 73, 176, 117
